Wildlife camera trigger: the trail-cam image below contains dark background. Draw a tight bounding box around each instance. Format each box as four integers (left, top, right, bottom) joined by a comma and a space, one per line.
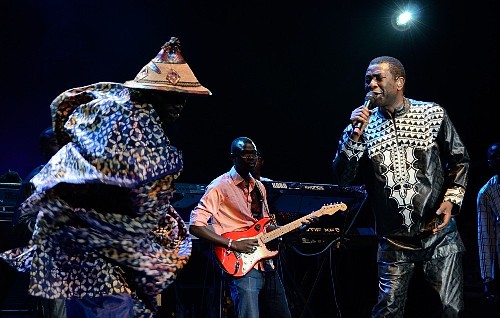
1, 0, 499, 317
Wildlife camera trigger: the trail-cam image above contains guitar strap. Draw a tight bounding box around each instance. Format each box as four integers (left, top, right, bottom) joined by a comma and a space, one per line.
250, 182, 263, 219
253, 181, 277, 226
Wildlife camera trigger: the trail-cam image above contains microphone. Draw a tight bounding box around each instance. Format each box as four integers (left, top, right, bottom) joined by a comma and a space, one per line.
353, 91, 375, 135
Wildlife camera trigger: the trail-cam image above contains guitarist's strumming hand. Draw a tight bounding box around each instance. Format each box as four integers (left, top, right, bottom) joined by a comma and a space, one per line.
231, 238, 260, 254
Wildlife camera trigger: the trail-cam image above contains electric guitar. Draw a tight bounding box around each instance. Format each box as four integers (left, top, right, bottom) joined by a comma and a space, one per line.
213, 202, 347, 277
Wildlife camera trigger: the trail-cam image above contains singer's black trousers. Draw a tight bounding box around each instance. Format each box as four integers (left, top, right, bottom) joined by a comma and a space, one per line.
371, 253, 464, 318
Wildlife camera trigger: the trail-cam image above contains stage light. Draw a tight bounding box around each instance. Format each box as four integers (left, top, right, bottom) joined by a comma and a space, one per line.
391, 2, 422, 32
397, 12, 412, 26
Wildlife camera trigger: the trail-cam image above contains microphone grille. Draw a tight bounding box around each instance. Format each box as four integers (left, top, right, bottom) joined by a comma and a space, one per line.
365, 91, 375, 102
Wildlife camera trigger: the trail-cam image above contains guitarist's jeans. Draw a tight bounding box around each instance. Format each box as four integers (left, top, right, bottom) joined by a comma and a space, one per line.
228, 268, 292, 318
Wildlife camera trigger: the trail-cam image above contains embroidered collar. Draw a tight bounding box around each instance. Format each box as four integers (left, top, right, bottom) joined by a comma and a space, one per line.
377, 97, 411, 119
394, 97, 411, 116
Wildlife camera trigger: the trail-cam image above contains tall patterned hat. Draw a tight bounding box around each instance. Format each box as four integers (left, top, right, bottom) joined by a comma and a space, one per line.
124, 37, 211, 95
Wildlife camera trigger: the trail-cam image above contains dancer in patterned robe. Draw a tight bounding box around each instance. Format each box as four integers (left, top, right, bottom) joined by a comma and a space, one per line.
0, 37, 210, 317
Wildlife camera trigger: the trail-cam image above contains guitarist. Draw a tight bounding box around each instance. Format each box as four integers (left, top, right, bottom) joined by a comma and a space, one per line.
189, 137, 293, 318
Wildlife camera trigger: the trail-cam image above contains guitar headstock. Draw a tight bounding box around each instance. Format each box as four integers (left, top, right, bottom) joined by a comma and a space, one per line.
318, 202, 347, 216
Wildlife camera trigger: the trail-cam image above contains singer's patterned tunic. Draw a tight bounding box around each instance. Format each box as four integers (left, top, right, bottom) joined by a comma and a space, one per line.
0, 82, 192, 317
333, 98, 469, 248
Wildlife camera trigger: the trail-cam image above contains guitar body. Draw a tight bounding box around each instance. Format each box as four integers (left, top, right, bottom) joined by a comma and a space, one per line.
214, 218, 278, 277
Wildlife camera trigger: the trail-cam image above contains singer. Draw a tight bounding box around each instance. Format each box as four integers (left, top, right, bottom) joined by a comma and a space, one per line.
332, 56, 470, 317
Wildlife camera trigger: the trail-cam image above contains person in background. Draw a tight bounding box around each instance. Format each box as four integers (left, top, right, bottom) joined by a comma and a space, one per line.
0, 36, 210, 318
0, 170, 22, 184
189, 137, 293, 318
332, 56, 469, 317
477, 142, 500, 306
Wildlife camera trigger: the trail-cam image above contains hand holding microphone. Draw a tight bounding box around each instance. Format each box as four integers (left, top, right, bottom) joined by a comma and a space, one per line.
352, 91, 375, 136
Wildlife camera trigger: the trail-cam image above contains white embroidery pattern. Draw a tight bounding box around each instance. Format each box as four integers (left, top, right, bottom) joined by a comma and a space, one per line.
367, 101, 444, 231
380, 146, 419, 231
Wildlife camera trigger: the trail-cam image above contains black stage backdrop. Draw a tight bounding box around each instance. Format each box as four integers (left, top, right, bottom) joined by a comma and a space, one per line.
1, 1, 500, 317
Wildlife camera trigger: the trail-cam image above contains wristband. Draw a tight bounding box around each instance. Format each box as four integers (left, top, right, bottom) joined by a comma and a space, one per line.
227, 239, 233, 250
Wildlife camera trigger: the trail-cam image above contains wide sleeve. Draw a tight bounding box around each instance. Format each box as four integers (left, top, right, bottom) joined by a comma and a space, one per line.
332, 125, 366, 186
437, 110, 470, 212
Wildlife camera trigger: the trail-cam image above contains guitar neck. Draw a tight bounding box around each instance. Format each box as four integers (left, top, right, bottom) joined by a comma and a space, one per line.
261, 212, 319, 243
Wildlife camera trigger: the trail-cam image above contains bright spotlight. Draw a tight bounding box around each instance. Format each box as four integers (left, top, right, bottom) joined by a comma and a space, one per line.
391, 2, 422, 32
397, 12, 412, 26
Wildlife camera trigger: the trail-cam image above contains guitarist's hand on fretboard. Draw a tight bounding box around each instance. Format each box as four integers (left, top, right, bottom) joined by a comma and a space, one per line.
291, 215, 320, 233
